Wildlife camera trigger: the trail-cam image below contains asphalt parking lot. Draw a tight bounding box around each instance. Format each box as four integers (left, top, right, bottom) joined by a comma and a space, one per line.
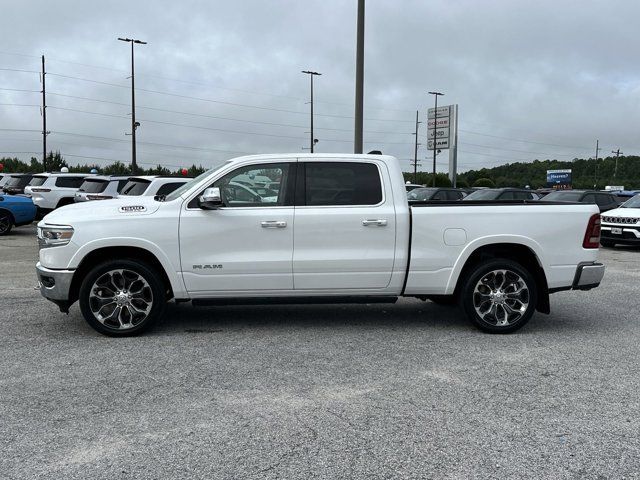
1, 225, 639, 479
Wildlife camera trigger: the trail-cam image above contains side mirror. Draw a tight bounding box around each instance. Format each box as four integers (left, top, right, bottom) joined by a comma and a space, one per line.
198, 187, 223, 210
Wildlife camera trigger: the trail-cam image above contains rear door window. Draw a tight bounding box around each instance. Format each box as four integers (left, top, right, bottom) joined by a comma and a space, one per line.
116, 180, 130, 192
303, 162, 382, 206
432, 190, 447, 200
55, 177, 85, 188
499, 191, 515, 200
595, 194, 615, 207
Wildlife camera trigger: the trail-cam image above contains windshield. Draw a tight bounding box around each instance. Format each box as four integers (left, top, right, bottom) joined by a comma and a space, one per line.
622, 194, 640, 208
164, 162, 231, 202
407, 188, 437, 201
463, 189, 500, 200
543, 191, 583, 202
78, 179, 108, 193
29, 176, 48, 186
120, 179, 152, 196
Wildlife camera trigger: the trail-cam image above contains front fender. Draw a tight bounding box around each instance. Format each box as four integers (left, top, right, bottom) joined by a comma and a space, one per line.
68, 237, 187, 298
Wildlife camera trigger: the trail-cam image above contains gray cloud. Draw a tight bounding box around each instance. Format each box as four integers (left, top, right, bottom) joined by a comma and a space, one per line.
1, 0, 639, 173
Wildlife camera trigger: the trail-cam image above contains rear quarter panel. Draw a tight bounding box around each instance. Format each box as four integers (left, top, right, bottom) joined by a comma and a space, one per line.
405, 204, 600, 294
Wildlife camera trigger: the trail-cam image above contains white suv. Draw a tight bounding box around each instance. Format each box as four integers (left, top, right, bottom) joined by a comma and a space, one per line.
74, 176, 131, 202
24, 173, 92, 213
119, 176, 191, 197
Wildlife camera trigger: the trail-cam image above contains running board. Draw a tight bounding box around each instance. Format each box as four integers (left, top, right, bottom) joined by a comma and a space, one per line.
192, 296, 399, 307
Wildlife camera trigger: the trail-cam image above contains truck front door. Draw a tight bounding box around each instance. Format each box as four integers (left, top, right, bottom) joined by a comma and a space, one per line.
179, 162, 295, 293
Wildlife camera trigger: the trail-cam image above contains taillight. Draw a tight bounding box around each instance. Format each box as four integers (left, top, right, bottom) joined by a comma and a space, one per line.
87, 195, 113, 200
583, 214, 601, 248
31, 188, 51, 192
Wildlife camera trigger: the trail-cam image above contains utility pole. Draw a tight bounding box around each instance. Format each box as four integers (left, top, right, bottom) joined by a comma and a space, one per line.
118, 37, 147, 174
40, 55, 49, 172
302, 71, 321, 153
353, 0, 365, 154
412, 110, 421, 183
428, 91, 444, 187
594, 139, 600, 189
612, 148, 623, 179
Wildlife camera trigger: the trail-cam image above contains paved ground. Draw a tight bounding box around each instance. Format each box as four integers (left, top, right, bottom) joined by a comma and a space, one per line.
1, 225, 639, 479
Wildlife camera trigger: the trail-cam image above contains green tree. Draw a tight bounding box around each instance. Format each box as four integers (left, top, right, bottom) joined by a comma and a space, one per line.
473, 178, 495, 188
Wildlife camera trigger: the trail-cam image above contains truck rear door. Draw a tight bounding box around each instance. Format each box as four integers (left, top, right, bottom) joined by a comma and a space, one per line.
292, 160, 396, 290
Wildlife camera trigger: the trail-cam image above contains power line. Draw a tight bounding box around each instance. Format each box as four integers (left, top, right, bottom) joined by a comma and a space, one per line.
45, 71, 414, 122
51, 131, 252, 154
0, 68, 39, 74
0, 88, 41, 93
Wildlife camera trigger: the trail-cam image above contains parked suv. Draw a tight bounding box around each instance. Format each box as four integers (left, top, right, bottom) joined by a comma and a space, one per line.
119, 176, 191, 197
74, 176, 130, 202
407, 187, 467, 201
24, 173, 92, 214
2, 173, 34, 195
463, 188, 540, 201
542, 190, 620, 213
599, 193, 640, 247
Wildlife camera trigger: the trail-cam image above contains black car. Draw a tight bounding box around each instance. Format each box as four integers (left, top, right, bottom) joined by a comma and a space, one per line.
541, 190, 620, 213
463, 188, 540, 201
2, 173, 34, 195
407, 187, 467, 201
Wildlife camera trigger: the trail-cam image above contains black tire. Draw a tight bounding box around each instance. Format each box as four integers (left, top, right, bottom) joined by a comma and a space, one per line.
0, 211, 13, 235
600, 240, 615, 248
429, 295, 457, 306
79, 258, 167, 336
460, 258, 537, 334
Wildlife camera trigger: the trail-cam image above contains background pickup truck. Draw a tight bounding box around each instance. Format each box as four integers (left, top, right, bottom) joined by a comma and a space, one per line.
35, 153, 604, 336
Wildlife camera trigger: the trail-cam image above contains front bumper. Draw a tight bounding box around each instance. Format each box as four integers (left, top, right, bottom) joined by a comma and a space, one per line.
572, 262, 605, 291
36, 262, 75, 312
601, 225, 640, 245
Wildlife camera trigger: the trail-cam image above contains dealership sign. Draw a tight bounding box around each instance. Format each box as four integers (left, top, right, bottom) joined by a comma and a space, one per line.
546, 169, 572, 187
427, 105, 452, 151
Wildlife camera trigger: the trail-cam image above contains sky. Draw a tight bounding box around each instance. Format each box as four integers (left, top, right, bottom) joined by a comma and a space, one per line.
1, 0, 640, 173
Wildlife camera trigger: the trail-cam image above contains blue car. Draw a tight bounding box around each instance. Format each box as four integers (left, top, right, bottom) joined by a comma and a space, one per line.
0, 194, 37, 235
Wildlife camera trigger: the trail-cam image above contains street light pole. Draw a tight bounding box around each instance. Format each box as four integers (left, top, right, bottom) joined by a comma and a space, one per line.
354, 0, 365, 154
428, 91, 444, 187
302, 70, 321, 153
118, 37, 147, 174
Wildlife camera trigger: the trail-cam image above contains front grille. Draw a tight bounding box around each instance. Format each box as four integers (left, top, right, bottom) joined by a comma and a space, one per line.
602, 216, 639, 225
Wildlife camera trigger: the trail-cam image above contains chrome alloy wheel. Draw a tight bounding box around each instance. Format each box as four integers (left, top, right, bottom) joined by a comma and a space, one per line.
89, 269, 153, 329
472, 269, 529, 326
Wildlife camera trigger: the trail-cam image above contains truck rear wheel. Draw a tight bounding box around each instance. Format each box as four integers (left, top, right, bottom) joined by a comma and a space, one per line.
460, 259, 537, 334
79, 259, 166, 336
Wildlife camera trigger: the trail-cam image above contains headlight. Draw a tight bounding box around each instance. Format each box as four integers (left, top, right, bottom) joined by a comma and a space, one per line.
38, 225, 74, 248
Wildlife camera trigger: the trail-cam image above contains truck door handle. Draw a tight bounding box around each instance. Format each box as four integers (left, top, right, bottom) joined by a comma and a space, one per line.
261, 220, 287, 228
362, 219, 387, 227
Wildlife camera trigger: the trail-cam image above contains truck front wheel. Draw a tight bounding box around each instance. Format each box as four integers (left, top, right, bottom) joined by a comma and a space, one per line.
460, 259, 537, 334
78, 259, 167, 336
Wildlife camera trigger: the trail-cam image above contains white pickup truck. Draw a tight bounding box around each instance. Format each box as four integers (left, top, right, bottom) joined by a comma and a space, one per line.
36, 154, 604, 336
